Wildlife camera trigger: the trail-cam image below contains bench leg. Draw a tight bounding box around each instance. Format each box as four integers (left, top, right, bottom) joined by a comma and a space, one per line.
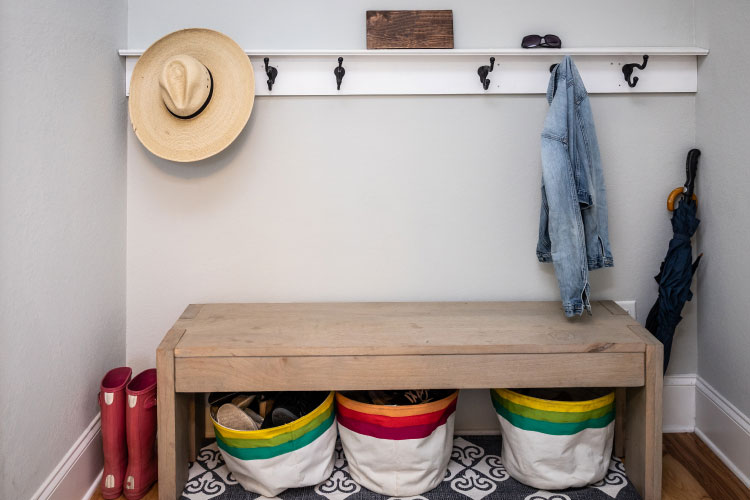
157, 329, 190, 500
614, 388, 626, 458
625, 343, 663, 500
189, 393, 205, 461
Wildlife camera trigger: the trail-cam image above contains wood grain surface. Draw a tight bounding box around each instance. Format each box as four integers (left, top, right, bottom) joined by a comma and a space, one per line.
664, 433, 750, 499
156, 328, 190, 500
662, 453, 711, 500
175, 352, 644, 392
173, 301, 647, 358
366, 10, 454, 49
625, 341, 664, 499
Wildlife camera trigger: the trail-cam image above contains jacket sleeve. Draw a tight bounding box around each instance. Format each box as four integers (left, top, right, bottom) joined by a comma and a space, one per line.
540, 133, 590, 317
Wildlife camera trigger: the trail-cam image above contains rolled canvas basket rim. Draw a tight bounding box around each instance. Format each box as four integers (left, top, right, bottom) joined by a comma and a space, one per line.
336, 390, 459, 415
211, 391, 335, 438
493, 388, 614, 413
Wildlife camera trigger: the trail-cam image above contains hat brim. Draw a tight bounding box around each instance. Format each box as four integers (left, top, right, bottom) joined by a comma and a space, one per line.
129, 29, 255, 162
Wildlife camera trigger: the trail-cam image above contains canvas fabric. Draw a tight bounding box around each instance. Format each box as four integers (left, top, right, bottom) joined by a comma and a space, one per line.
183, 436, 641, 500
491, 389, 615, 490
335, 391, 458, 497
211, 391, 337, 497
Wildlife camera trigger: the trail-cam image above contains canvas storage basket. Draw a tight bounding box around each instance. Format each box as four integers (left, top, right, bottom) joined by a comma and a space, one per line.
335, 390, 458, 497
491, 388, 615, 490
211, 391, 337, 497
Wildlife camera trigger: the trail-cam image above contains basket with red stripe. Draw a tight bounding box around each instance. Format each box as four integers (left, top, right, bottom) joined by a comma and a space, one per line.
335, 390, 459, 496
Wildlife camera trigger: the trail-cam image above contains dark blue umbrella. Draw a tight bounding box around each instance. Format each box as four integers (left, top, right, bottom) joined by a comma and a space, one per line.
645, 150, 702, 373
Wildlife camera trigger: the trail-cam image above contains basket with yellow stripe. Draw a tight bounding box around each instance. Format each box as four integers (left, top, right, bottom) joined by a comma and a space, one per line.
336, 390, 458, 497
211, 391, 337, 497
491, 388, 615, 490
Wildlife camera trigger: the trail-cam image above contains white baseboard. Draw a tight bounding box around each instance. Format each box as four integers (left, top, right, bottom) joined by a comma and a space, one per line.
29, 376, 750, 497
31, 413, 103, 500
455, 375, 750, 489
81, 472, 103, 500
454, 375, 696, 434
695, 377, 750, 488
610, 300, 698, 433
663, 374, 697, 432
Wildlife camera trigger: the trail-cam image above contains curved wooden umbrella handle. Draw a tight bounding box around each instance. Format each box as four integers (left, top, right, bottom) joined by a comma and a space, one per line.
667, 187, 698, 211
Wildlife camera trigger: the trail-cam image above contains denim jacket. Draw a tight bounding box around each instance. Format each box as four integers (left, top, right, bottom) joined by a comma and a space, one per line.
537, 56, 613, 317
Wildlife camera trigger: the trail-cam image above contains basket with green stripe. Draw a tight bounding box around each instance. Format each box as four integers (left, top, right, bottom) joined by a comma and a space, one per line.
491, 388, 615, 490
211, 391, 337, 497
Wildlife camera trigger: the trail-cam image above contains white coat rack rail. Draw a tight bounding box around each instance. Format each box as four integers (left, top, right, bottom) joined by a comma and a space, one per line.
119, 47, 708, 97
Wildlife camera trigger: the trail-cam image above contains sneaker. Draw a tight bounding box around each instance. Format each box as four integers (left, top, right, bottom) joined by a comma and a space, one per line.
271, 407, 299, 426
217, 403, 259, 431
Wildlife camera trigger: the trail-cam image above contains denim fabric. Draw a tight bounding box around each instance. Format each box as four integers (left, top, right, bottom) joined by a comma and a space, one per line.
537, 56, 614, 317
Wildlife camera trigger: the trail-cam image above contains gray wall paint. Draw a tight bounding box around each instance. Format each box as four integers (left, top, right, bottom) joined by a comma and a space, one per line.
126, 0, 698, 357
126, 94, 698, 402
0, 1, 126, 498
128, 0, 696, 49
126, 1, 699, 434
695, 0, 750, 416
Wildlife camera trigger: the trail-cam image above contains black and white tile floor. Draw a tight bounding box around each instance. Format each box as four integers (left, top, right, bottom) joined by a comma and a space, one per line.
182, 436, 640, 500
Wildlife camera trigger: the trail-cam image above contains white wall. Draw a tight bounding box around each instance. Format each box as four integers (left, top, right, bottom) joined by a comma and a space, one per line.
0, 1, 127, 498
126, 0, 699, 433
128, 0, 694, 49
5, 0, 745, 496
126, 95, 698, 375
695, 0, 750, 417
127, 0, 699, 372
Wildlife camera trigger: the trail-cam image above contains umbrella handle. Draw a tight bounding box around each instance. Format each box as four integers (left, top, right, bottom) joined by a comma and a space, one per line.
667, 187, 698, 211
685, 148, 700, 199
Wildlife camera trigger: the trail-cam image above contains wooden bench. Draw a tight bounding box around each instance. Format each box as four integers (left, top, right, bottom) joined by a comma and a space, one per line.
156, 300, 663, 500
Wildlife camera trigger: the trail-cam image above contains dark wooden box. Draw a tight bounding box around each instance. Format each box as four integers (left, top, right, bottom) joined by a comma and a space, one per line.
366, 10, 454, 49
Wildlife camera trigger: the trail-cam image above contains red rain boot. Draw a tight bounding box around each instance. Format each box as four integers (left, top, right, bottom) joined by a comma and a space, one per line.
99, 367, 132, 499
123, 368, 158, 500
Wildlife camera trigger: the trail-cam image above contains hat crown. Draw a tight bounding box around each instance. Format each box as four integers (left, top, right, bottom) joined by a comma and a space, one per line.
159, 55, 211, 118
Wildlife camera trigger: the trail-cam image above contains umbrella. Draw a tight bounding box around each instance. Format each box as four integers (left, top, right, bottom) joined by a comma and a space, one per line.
645, 149, 702, 373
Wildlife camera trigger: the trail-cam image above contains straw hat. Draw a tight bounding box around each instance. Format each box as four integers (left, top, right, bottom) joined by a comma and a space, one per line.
129, 29, 254, 162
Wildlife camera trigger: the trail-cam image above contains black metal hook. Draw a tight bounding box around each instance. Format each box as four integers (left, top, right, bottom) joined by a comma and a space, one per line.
264, 57, 278, 91
334, 57, 345, 90
477, 57, 495, 90
549, 64, 558, 73
622, 55, 649, 88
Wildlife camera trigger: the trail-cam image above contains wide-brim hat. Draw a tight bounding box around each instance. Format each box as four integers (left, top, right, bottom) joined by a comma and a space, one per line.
129, 28, 254, 162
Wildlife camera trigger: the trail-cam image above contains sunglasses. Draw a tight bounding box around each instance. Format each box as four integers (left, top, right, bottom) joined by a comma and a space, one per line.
522, 34, 562, 49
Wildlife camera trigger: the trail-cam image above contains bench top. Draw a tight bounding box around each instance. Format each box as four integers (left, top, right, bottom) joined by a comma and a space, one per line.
170, 300, 655, 358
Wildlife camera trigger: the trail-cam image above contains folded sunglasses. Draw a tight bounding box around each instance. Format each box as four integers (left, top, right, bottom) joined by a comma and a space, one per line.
522, 34, 562, 49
